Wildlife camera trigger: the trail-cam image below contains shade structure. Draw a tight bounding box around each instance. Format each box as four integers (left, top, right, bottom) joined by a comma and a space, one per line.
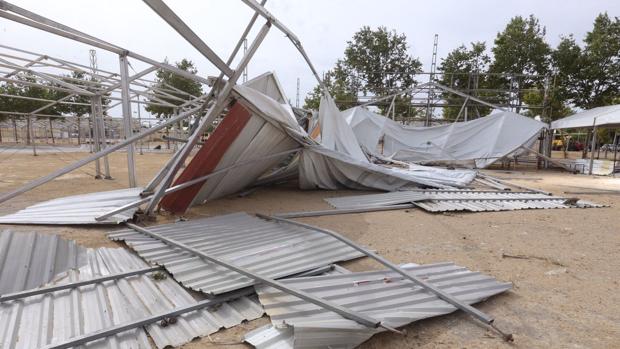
550, 104, 620, 129
344, 106, 548, 168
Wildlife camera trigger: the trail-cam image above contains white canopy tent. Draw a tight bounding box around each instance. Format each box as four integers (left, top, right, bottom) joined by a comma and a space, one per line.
550, 105, 620, 129
550, 105, 620, 175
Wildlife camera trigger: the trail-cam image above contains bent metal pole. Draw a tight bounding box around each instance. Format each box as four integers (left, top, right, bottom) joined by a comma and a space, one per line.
143, 21, 272, 215
95, 147, 302, 221
257, 214, 514, 342
124, 222, 403, 334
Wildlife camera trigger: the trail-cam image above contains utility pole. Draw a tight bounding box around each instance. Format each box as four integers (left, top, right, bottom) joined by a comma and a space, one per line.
425, 34, 438, 126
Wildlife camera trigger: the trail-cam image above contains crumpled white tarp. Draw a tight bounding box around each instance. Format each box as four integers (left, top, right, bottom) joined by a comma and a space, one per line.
550, 104, 620, 129
300, 95, 476, 189
344, 106, 547, 168
319, 95, 368, 161
235, 79, 477, 189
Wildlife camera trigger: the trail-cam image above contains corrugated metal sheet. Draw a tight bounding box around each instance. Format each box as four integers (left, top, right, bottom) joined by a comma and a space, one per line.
108, 212, 365, 295
160, 72, 300, 214
0, 247, 264, 349
254, 262, 512, 348
245, 324, 294, 349
0, 230, 87, 294
325, 190, 604, 213
0, 188, 143, 225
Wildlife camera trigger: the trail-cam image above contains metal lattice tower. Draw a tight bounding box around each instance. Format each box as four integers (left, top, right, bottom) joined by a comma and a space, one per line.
89, 49, 98, 75
425, 34, 439, 126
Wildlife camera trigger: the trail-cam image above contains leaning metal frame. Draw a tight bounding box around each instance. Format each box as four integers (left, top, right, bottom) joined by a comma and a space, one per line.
0, 0, 515, 344
338, 70, 554, 126
0, 43, 210, 182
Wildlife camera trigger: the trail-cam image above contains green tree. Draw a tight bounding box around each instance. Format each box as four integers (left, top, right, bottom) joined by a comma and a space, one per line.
145, 58, 203, 120
304, 62, 358, 110
305, 26, 422, 117
489, 15, 551, 112
556, 13, 620, 108
438, 42, 492, 120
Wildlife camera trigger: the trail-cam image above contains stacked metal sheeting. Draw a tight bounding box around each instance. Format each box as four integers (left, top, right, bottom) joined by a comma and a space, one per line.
325, 189, 604, 213
0, 230, 87, 294
108, 212, 365, 295
0, 188, 144, 225
0, 247, 264, 349
251, 262, 512, 348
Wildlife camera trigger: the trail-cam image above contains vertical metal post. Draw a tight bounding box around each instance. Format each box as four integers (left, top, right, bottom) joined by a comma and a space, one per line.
28, 116, 37, 156
94, 95, 112, 179
48, 117, 55, 144
242, 38, 248, 83
613, 132, 618, 175
295, 77, 300, 108
119, 53, 137, 187
589, 125, 597, 175
77, 116, 81, 145
12, 117, 18, 143
136, 96, 143, 155
89, 98, 102, 178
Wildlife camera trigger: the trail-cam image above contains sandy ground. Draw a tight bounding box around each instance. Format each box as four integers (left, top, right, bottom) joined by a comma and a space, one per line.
0, 151, 619, 348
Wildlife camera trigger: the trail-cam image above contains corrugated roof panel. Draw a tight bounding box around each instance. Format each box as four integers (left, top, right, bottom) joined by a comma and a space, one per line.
254, 262, 511, 348
0, 247, 264, 349
0, 188, 143, 225
0, 230, 87, 294
325, 190, 604, 213
108, 212, 365, 295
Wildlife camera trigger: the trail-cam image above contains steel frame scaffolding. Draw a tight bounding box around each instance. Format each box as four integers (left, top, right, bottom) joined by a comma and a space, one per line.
0, 1, 520, 344
0, 43, 209, 182
342, 70, 553, 125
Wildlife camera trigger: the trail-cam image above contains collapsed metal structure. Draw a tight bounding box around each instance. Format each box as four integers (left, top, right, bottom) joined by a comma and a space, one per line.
1, 1, 612, 349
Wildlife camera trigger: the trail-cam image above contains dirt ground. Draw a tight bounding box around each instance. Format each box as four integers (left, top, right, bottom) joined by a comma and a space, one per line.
0, 151, 618, 349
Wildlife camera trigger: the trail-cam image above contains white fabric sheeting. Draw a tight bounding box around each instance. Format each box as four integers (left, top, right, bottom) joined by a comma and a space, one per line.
234, 74, 478, 189
550, 104, 620, 129
343, 106, 547, 168
319, 95, 368, 161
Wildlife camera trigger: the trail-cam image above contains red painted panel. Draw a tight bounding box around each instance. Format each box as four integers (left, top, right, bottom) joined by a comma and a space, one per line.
160, 102, 252, 213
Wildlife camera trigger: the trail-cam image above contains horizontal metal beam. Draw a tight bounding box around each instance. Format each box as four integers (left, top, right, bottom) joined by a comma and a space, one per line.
142, 0, 233, 77
0, 98, 206, 204
274, 204, 415, 219
0, 2, 213, 85
0, 266, 162, 302
40, 287, 254, 349
125, 222, 395, 332
257, 214, 512, 341
94, 147, 302, 221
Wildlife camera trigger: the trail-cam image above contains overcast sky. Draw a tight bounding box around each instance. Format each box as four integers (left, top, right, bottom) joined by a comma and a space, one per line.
1, 0, 619, 114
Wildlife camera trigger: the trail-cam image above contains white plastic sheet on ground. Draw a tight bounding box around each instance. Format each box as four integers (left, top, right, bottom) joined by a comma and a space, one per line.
551, 104, 620, 129
344, 106, 548, 168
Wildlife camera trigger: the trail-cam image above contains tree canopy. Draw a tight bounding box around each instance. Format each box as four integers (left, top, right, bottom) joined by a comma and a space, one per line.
304, 26, 422, 116
145, 58, 203, 119
438, 42, 491, 120
304, 13, 620, 124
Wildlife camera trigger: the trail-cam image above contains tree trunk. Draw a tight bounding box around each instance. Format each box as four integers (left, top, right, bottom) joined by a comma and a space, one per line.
12, 117, 18, 143
77, 116, 82, 145
49, 118, 55, 144
26, 117, 31, 145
